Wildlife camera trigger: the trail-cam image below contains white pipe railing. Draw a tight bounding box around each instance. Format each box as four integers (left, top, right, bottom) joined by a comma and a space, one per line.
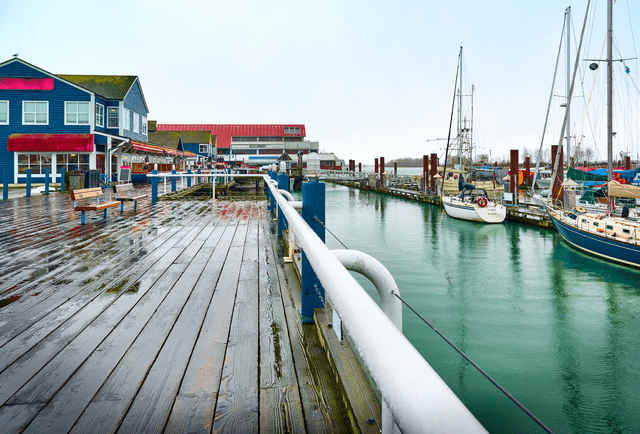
265, 177, 487, 434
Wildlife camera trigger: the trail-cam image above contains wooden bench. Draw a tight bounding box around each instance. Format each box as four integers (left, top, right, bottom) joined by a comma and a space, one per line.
70, 187, 119, 225
114, 183, 146, 212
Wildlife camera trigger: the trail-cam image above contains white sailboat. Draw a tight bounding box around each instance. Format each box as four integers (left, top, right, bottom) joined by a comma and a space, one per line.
546, 0, 640, 268
441, 46, 506, 224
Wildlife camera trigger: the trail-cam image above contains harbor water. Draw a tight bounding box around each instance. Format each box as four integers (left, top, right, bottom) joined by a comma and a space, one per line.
318, 181, 640, 434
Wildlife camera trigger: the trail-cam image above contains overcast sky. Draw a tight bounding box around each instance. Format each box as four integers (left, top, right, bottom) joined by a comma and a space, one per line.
2, 0, 640, 165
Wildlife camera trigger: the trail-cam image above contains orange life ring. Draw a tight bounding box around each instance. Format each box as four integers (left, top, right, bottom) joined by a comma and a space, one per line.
454, 174, 458, 180
477, 197, 488, 208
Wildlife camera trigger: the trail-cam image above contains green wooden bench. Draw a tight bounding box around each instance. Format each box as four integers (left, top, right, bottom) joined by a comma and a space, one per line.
70, 187, 119, 224
114, 183, 147, 212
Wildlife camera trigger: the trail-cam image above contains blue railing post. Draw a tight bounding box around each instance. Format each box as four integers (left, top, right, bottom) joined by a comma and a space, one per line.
265, 172, 272, 211
2, 170, 8, 200
277, 173, 289, 236
171, 169, 177, 192
44, 168, 50, 195
26, 169, 31, 197
151, 169, 158, 202
300, 179, 326, 323
187, 169, 192, 188
269, 171, 277, 213
60, 168, 66, 192
197, 168, 201, 184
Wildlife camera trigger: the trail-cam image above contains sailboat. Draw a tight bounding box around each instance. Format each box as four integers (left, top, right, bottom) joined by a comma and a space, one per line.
441, 46, 507, 224
546, 0, 640, 268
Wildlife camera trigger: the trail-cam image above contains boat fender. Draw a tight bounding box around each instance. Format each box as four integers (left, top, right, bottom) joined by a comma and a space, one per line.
622, 206, 630, 218
477, 197, 488, 208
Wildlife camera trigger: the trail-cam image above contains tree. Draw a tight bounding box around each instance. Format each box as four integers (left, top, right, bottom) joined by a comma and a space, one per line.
584, 147, 594, 165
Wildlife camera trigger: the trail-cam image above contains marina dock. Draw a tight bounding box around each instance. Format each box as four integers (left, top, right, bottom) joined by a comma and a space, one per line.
327, 179, 554, 229
0, 188, 378, 433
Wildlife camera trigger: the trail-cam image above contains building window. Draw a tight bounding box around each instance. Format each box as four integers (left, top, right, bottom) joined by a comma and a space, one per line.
65, 102, 89, 124
96, 103, 105, 127
141, 116, 147, 135
0, 101, 7, 124
0, 101, 8, 124
23, 101, 48, 125
199, 144, 208, 154
107, 107, 119, 128
284, 126, 300, 135
17, 153, 52, 175
133, 112, 140, 133
123, 108, 130, 130
56, 153, 90, 172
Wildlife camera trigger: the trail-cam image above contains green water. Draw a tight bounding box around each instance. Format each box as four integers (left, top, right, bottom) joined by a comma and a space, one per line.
320, 183, 640, 434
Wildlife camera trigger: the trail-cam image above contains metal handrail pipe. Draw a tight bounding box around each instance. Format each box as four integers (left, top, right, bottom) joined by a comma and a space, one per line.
265, 177, 486, 434
331, 249, 401, 331
332, 248, 403, 434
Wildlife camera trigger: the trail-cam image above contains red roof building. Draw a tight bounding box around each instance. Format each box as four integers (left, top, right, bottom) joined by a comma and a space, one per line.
156, 124, 306, 148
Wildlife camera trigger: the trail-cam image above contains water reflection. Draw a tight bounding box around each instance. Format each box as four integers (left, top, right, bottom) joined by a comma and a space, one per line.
322, 184, 640, 433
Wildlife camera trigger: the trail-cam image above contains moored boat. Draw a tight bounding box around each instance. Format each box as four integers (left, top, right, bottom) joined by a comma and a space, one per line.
442, 189, 506, 223
546, 0, 640, 268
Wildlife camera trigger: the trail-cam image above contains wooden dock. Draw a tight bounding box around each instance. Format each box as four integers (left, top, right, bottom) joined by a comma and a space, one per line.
329, 180, 554, 229
0, 187, 369, 433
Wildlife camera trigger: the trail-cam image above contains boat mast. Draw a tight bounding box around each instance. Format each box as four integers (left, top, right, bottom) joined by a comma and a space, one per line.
471, 84, 475, 163
607, 0, 613, 185
566, 6, 571, 165
458, 45, 463, 170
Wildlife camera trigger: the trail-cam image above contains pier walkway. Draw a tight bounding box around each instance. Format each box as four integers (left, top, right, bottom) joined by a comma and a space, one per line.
0, 188, 354, 433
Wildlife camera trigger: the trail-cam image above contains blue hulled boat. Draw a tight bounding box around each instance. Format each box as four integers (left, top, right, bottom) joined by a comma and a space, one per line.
547, 0, 640, 269
548, 207, 640, 268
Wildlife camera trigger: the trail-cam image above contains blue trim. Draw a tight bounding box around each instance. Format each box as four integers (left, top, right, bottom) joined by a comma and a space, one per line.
549, 213, 640, 268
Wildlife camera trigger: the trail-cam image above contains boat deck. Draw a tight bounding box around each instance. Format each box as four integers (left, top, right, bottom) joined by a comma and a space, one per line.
0, 188, 354, 433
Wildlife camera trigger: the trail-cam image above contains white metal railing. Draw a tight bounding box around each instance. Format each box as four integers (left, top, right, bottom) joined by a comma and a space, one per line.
265, 177, 487, 434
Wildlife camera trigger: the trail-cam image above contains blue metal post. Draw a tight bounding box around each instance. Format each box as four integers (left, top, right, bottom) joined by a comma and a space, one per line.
60, 168, 66, 192
197, 168, 201, 184
300, 180, 326, 323
44, 168, 50, 195
26, 169, 31, 197
269, 171, 277, 214
2, 170, 8, 200
265, 172, 272, 211
277, 173, 289, 236
187, 169, 192, 188
171, 169, 177, 192
151, 169, 158, 202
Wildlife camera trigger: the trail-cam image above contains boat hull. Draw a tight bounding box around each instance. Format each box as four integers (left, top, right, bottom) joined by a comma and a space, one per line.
548, 211, 640, 268
442, 196, 506, 223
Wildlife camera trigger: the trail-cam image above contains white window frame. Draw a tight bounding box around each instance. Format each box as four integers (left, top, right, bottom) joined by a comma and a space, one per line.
22, 101, 49, 125
141, 116, 147, 135
96, 103, 105, 128
199, 144, 208, 154
107, 107, 119, 129
123, 108, 130, 130
0, 101, 8, 125
64, 102, 90, 125
133, 112, 140, 133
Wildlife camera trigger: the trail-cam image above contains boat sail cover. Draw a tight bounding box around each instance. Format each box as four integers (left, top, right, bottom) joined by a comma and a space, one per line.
567, 167, 608, 182
608, 180, 640, 198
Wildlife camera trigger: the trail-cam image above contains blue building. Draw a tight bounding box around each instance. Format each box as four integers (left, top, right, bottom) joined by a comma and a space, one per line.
0, 57, 149, 183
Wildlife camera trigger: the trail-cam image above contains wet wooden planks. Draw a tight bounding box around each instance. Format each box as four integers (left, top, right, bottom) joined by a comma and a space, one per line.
0, 192, 354, 433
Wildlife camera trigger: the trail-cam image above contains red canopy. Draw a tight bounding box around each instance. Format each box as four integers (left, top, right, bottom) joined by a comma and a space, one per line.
8, 134, 93, 152
0, 77, 54, 91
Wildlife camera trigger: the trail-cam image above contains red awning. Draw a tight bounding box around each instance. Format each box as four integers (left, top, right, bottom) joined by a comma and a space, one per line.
131, 141, 165, 154
8, 134, 93, 152
0, 77, 55, 91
